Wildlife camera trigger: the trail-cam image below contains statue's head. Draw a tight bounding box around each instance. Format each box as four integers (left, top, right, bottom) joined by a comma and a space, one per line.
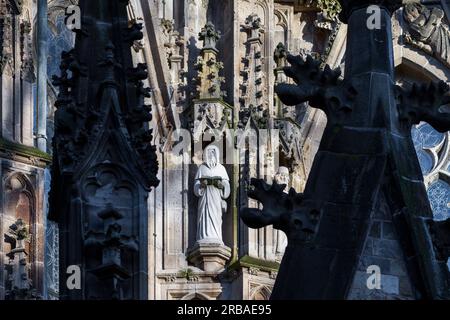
404, 3, 427, 23
204, 145, 220, 168
274, 166, 290, 185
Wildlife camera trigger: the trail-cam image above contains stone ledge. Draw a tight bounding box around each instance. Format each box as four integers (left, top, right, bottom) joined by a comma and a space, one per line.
228, 255, 280, 273
0, 138, 51, 167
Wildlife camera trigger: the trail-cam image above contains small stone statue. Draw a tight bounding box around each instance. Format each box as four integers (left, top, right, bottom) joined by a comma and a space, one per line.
404, 3, 450, 67
274, 167, 290, 258
4, 219, 39, 300
194, 145, 230, 244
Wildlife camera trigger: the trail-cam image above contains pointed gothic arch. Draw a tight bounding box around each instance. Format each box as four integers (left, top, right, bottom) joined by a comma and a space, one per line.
3, 172, 36, 266
250, 284, 271, 300
180, 292, 212, 300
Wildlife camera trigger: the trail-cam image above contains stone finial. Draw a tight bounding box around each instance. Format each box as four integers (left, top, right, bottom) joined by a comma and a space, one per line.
242, 14, 262, 40
199, 21, 221, 51
337, 0, 402, 23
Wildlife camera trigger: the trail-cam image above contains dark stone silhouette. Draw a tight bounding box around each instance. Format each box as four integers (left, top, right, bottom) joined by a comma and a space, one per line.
241, 0, 450, 300
48, 0, 159, 300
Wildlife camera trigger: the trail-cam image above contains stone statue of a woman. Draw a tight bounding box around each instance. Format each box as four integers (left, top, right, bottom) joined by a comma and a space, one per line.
404, 3, 450, 67
194, 145, 230, 244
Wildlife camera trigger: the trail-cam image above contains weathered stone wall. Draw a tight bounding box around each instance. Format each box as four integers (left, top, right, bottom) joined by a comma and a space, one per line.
34, 0, 450, 300
0, 0, 49, 300
348, 192, 414, 300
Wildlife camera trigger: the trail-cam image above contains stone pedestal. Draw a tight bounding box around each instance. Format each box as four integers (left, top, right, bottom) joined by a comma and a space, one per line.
187, 242, 231, 272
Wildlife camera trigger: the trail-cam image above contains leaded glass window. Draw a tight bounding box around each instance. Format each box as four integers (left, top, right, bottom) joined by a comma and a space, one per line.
412, 123, 450, 221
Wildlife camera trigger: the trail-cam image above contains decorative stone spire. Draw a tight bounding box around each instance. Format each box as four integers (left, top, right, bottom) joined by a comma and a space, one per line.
194, 21, 225, 100
49, 0, 159, 300
239, 14, 267, 129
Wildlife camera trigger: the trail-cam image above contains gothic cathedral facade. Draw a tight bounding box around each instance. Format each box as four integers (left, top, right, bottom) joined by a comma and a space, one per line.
0, 0, 449, 300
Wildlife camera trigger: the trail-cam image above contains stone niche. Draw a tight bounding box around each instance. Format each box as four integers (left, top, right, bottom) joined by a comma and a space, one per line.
81, 163, 146, 299
2, 171, 43, 297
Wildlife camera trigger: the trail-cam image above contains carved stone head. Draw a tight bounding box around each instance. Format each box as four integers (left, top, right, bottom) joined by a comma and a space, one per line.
404, 3, 428, 24
274, 166, 290, 186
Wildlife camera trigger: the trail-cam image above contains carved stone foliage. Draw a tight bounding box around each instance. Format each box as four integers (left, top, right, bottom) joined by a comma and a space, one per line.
0, 0, 31, 76
396, 81, 450, 133
0, 0, 14, 74
316, 0, 341, 21
403, 3, 450, 68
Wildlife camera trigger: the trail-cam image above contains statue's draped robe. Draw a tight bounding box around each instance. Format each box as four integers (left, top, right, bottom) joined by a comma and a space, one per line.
410, 8, 450, 66
194, 164, 230, 243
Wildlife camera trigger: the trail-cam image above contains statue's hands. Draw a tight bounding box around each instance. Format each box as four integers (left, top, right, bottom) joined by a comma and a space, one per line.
216, 180, 224, 190
201, 179, 208, 188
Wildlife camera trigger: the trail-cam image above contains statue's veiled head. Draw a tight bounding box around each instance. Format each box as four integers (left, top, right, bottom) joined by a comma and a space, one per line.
204, 145, 220, 168
404, 3, 428, 24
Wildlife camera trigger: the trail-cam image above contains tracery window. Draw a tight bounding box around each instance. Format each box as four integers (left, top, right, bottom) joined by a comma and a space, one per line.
412, 123, 450, 221
48, 14, 75, 78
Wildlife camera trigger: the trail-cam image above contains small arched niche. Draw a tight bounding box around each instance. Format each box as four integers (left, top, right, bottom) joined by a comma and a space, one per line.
4, 173, 35, 262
